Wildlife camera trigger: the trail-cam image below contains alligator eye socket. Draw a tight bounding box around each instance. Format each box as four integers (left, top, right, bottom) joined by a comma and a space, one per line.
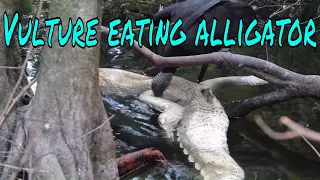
200, 89, 213, 104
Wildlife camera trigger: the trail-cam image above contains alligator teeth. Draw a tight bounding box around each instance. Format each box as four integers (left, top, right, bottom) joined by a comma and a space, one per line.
200, 168, 207, 176
179, 142, 184, 148
195, 162, 203, 170
183, 148, 189, 155
177, 136, 181, 141
204, 175, 212, 180
188, 155, 195, 162
177, 131, 180, 136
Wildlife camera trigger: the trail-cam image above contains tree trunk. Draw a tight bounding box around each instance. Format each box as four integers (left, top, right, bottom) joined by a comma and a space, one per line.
0, 0, 31, 174
0, 0, 118, 179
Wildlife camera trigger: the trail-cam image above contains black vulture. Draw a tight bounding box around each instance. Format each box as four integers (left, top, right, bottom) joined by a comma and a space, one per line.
151, 0, 257, 97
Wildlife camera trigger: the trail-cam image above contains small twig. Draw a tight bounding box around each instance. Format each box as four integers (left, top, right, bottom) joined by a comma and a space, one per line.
0, 66, 23, 69
34, 115, 115, 163
0, 0, 45, 125
301, 14, 320, 24
248, 0, 256, 5
0, 136, 24, 152
75, 114, 115, 140
0, 45, 33, 125
0, 163, 47, 173
256, 4, 282, 10
269, 4, 291, 18
2, 1, 45, 180
0, 79, 37, 124
10, 113, 61, 125
300, 134, 320, 158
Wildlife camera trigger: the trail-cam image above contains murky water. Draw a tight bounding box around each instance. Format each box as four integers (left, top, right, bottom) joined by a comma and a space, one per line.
101, 47, 320, 180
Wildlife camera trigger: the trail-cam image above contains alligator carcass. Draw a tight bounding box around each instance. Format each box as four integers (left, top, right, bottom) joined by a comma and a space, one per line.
99, 68, 267, 180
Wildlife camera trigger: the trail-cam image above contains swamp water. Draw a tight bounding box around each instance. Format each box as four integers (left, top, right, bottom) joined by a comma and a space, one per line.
100, 47, 320, 180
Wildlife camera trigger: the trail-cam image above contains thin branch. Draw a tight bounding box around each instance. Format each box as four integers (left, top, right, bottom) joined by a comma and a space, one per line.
0, 136, 23, 151
33, 115, 115, 163
0, 45, 33, 125
17, 21, 319, 96
10, 113, 61, 125
99, 27, 306, 82
0, 163, 47, 173
279, 116, 320, 143
0, 79, 37, 124
0, 66, 23, 69
99, 26, 320, 116
78, 115, 115, 139
254, 115, 299, 140
0, 0, 44, 125
1, 1, 45, 179
268, 0, 302, 18
228, 88, 305, 120
301, 14, 320, 24
300, 134, 320, 159
254, 115, 320, 158
269, 4, 291, 18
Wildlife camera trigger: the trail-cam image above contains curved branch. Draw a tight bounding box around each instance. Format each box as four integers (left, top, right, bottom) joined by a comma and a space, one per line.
22, 26, 320, 98
20, 24, 320, 94
100, 27, 300, 80
254, 116, 300, 140
228, 88, 307, 120
254, 116, 320, 158
100, 26, 320, 97
98, 26, 320, 119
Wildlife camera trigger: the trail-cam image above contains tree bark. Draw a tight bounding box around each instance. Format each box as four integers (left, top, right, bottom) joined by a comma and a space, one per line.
1, 0, 118, 179
0, 0, 31, 174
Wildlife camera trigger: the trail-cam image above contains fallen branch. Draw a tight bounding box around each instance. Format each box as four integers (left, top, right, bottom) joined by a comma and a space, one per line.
100, 26, 320, 89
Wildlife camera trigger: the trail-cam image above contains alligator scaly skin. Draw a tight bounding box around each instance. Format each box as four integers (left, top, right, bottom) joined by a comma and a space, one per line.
99, 68, 244, 180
